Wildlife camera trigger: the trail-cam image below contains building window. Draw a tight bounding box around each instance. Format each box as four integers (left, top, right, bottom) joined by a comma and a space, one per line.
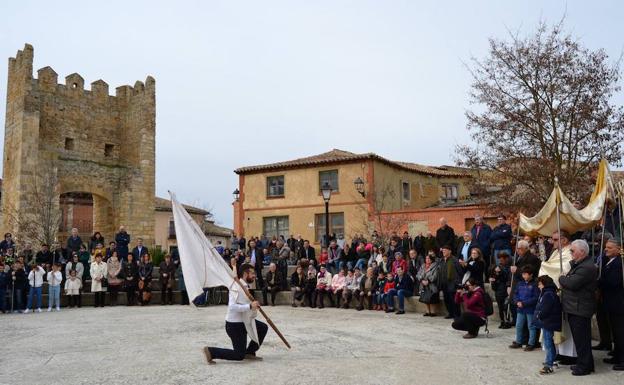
315, 212, 344, 243
442, 184, 458, 202
263, 216, 289, 239
402, 181, 410, 202
65, 137, 74, 150
266, 175, 285, 197
104, 144, 114, 157
319, 170, 339, 192
168, 220, 176, 238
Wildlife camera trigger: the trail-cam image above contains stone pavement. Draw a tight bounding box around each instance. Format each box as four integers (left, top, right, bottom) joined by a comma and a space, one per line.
1, 305, 621, 385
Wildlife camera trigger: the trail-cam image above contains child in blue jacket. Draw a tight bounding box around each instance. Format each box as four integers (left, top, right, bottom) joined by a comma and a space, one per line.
533, 275, 562, 375
509, 265, 540, 350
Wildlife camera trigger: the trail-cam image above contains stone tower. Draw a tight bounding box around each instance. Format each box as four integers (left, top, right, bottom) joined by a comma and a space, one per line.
2, 44, 155, 247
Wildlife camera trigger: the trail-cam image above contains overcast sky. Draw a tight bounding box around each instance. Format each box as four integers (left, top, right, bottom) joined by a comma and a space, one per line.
1, 1, 623, 227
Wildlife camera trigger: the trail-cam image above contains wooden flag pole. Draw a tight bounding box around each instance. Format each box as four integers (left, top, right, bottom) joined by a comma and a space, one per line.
234, 278, 292, 349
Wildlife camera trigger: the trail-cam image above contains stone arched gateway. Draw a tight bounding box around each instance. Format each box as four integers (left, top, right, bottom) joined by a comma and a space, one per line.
2, 44, 155, 248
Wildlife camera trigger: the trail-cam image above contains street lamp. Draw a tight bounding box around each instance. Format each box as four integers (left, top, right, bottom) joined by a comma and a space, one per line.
354, 177, 365, 197
320, 182, 332, 247
233, 188, 240, 202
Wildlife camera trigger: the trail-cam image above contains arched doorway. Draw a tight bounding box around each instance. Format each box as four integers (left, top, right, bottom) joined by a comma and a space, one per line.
59, 192, 113, 245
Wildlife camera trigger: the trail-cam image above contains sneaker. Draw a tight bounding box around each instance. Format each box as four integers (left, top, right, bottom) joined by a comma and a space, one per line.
47, 308, 52, 312
23, 309, 30, 314
539, 366, 553, 375
55, 307, 61, 311
36, 308, 42, 313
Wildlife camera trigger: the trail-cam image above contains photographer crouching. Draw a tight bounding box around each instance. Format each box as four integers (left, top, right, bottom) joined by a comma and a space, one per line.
451, 277, 486, 339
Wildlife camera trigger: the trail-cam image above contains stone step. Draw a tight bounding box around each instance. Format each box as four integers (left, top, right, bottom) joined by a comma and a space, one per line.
18, 290, 186, 307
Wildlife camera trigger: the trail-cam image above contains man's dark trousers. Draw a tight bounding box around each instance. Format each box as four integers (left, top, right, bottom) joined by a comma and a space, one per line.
208, 320, 268, 360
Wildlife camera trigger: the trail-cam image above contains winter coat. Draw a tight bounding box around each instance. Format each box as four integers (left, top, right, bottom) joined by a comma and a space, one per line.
513, 279, 539, 314
290, 272, 306, 288
265, 270, 283, 289
138, 262, 153, 289
455, 287, 486, 318
123, 262, 139, 289
107, 259, 123, 286
490, 223, 512, 250
438, 256, 462, 291
64, 277, 82, 295
464, 259, 486, 287
66, 236, 83, 256
532, 285, 562, 332
559, 256, 598, 318
394, 274, 414, 294
489, 265, 511, 298
10, 268, 27, 290
598, 256, 624, 314
470, 223, 492, 257
28, 267, 46, 287
159, 261, 176, 287
115, 231, 131, 258
90, 262, 108, 292
416, 262, 439, 293
513, 252, 542, 283
436, 225, 456, 250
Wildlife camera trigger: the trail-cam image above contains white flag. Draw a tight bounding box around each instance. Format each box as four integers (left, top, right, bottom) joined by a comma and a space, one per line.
169, 192, 236, 301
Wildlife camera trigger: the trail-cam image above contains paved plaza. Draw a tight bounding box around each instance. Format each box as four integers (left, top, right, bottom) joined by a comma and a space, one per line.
1, 305, 622, 385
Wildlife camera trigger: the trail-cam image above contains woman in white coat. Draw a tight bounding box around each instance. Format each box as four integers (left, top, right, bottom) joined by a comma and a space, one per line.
90, 253, 108, 308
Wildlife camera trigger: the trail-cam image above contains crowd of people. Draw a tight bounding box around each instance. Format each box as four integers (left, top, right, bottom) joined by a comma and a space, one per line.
0, 227, 189, 313
227, 214, 623, 376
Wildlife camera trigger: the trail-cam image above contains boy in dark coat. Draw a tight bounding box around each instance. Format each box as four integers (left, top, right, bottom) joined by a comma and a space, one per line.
533, 275, 562, 375
489, 252, 512, 328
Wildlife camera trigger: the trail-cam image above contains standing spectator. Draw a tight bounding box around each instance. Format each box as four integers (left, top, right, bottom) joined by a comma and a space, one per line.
238, 235, 246, 252
138, 254, 153, 306
19, 242, 34, 265
107, 252, 123, 306
379, 254, 391, 275
423, 231, 437, 255
297, 240, 316, 265
0, 233, 15, 254
559, 239, 597, 376
159, 254, 176, 305
533, 275, 562, 375
274, 241, 290, 290
263, 263, 282, 306
509, 266, 539, 350
438, 245, 462, 319
0, 263, 7, 313
435, 218, 456, 251
470, 215, 492, 267
89, 232, 105, 253
46, 263, 62, 311
489, 252, 512, 328
78, 245, 90, 272
115, 226, 131, 261
598, 238, 624, 371
231, 234, 240, 252
35, 244, 53, 270
90, 253, 107, 308
451, 277, 486, 338
9, 261, 26, 312
24, 263, 45, 313
65, 254, 84, 282
457, 231, 477, 261
330, 269, 347, 308
400, 232, 412, 256
385, 266, 414, 314
303, 265, 317, 307
247, 240, 264, 289
64, 269, 82, 308
314, 265, 332, 308
123, 254, 139, 306
490, 215, 513, 266
131, 238, 148, 263
413, 233, 425, 257
66, 228, 83, 257
290, 265, 306, 307
459, 248, 486, 288
416, 253, 440, 317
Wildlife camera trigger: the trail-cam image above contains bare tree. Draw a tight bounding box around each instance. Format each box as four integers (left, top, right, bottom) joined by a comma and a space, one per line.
457, 20, 624, 215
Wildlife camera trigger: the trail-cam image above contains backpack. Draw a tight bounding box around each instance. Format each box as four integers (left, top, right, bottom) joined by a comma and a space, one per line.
482, 291, 494, 317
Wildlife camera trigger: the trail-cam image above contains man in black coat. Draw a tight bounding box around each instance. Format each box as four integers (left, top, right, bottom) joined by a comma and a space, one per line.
115, 226, 131, 261
297, 240, 316, 264
246, 240, 264, 289
262, 263, 283, 306
435, 218, 455, 251
598, 239, 624, 371
66, 228, 83, 257
511, 240, 541, 283
559, 239, 598, 376
131, 238, 148, 263
456, 231, 478, 261
399, 232, 412, 256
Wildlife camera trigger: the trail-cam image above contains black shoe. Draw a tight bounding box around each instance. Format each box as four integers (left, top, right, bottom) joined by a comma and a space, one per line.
498, 323, 505, 329
396, 310, 405, 315
444, 315, 453, 319
608, 351, 615, 357
501, 323, 513, 329
613, 364, 624, 371
509, 342, 522, 349
592, 344, 611, 351
423, 313, 431, 317
571, 370, 591, 376
385, 308, 394, 313
524, 345, 536, 352
603, 358, 618, 364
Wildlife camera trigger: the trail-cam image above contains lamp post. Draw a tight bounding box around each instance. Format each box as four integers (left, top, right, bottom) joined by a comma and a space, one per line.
233, 188, 240, 202
321, 182, 332, 247
353, 177, 365, 197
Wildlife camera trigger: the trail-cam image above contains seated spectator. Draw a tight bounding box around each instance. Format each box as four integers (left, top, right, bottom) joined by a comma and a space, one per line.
358, 267, 376, 311
303, 265, 317, 308
290, 265, 306, 307
64, 269, 82, 308
343, 267, 363, 309
138, 254, 153, 306
35, 244, 52, 270
385, 266, 414, 314
488, 252, 512, 328
392, 252, 408, 275
318, 247, 328, 266
24, 263, 45, 313
314, 265, 332, 308
354, 244, 369, 271
330, 268, 347, 308
381, 271, 395, 312
416, 253, 440, 316
262, 263, 282, 306
123, 254, 139, 306
46, 263, 62, 312
509, 266, 539, 350
379, 254, 391, 275
65, 253, 84, 282
452, 277, 486, 338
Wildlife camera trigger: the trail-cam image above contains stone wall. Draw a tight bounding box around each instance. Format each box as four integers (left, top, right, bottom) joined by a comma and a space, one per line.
2, 44, 156, 247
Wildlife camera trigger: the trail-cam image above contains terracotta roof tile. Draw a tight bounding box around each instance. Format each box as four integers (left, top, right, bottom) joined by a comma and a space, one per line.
154, 197, 209, 215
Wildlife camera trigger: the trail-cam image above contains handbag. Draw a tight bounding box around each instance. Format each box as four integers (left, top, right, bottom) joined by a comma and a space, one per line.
419, 287, 434, 303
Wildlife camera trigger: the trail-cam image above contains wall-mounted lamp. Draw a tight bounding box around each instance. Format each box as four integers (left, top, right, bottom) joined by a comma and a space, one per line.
354, 177, 365, 197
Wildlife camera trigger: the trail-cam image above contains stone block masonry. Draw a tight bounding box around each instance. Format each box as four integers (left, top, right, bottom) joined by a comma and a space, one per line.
2, 44, 156, 247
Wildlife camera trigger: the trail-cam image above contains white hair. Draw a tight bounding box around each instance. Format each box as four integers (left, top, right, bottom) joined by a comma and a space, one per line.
517, 240, 529, 249
571, 239, 589, 256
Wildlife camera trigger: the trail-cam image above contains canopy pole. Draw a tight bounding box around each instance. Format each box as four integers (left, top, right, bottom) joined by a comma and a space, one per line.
506, 223, 522, 321
598, 203, 609, 279
554, 178, 563, 275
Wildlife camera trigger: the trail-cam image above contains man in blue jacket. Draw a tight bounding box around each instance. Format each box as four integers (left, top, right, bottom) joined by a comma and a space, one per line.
385, 266, 414, 315
471, 215, 492, 268
490, 215, 513, 266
